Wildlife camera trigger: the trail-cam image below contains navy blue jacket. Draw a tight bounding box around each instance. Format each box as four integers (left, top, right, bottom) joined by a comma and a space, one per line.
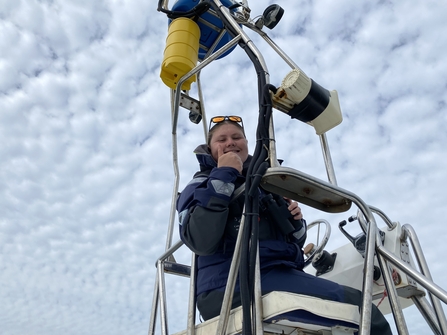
177, 144, 306, 296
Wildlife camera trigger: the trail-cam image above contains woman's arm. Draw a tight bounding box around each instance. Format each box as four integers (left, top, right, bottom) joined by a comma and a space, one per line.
177, 166, 239, 256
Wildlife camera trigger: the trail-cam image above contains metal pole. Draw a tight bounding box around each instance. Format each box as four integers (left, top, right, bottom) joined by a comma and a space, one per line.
148, 276, 160, 335
319, 133, 338, 185
358, 216, 376, 335
377, 246, 447, 304
215, 213, 245, 335
412, 295, 443, 335
174, 35, 242, 96
167, 89, 180, 252
158, 260, 169, 335
211, 0, 269, 74
251, 25, 301, 70
369, 205, 397, 230
187, 254, 197, 335
253, 245, 264, 334
402, 224, 447, 333
196, 73, 208, 143
376, 253, 409, 335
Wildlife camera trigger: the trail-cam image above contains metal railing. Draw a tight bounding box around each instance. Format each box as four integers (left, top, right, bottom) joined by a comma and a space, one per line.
150, 1, 447, 334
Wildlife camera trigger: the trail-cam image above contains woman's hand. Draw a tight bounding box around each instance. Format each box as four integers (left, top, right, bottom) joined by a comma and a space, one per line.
216, 146, 243, 173
285, 197, 303, 220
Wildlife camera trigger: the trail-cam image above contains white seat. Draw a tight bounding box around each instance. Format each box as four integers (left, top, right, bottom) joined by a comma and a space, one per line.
173, 291, 360, 335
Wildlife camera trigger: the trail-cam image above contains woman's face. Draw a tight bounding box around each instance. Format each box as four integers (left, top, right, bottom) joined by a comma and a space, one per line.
209, 123, 249, 163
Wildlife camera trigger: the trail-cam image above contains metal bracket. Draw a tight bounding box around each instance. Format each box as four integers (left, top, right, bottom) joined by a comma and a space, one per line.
180, 93, 201, 113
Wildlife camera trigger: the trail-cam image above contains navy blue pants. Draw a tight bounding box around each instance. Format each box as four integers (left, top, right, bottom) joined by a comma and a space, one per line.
197, 266, 392, 335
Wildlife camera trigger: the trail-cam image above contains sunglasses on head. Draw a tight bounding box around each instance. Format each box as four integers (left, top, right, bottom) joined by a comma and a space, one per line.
208, 115, 244, 131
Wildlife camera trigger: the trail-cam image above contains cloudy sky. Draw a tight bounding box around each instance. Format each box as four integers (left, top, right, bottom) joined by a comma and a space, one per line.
1, 0, 447, 334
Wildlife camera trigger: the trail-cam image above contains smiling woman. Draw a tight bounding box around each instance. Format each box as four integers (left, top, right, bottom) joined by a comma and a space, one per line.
175, 116, 391, 334
208, 120, 249, 173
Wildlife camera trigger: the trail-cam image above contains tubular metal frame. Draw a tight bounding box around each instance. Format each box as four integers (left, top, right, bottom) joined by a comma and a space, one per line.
150, 1, 447, 335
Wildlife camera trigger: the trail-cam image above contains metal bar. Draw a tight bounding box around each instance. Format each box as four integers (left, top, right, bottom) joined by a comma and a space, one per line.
319, 133, 338, 186
402, 224, 447, 333
158, 0, 170, 12
167, 89, 181, 253
254, 244, 264, 334
376, 253, 409, 335
377, 245, 447, 304
268, 116, 279, 168
149, 84, 183, 335
246, 23, 300, 70
187, 253, 197, 335
150, 241, 185, 334
215, 212, 246, 335
263, 167, 382, 334
155, 239, 184, 265
174, 35, 242, 95
266, 166, 378, 334
196, 73, 208, 143
358, 216, 375, 335
148, 276, 160, 335
158, 260, 170, 335
163, 261, 191, 277
211, 0, 269, 74
368, 205, 397, 230
356, 211, 369, 238
201, 27, 227, 59
412, 295, 443, 335
197, 16, 222, 35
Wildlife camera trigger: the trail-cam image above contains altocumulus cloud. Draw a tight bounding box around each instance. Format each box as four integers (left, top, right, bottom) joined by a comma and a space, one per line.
1, 0, 447, 335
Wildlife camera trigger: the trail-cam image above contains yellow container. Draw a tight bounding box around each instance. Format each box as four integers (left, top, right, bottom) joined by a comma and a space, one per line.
160, 18, 200, 90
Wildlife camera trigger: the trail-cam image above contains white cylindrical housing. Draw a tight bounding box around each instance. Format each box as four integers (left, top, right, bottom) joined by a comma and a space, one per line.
281, 68, 312, 104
